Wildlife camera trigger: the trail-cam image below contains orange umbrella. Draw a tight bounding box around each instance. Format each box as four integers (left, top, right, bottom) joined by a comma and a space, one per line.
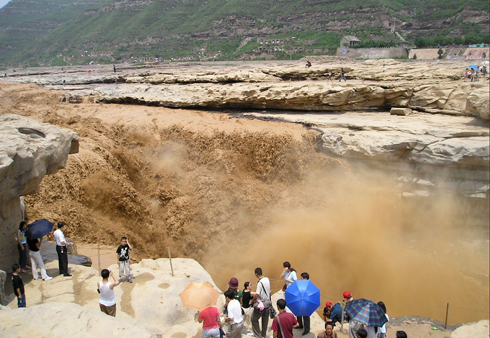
179, 282, 220, 311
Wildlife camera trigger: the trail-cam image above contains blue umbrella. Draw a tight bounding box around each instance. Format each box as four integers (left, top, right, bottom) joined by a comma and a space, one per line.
469, 65, 478, 70
284, 280, 321, 316
26, 219, 54, 240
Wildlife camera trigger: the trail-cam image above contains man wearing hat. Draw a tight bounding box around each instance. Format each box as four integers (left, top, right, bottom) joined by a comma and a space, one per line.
343, 291, 361, 338
323, 301, 343, 327
53, 222, 72, 277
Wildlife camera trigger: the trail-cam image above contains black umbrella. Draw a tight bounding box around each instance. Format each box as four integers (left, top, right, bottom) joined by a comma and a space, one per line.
26, 219, 54, 240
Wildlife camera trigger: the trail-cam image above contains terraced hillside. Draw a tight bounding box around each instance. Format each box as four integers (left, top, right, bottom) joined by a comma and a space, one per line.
0, 0, 488, 66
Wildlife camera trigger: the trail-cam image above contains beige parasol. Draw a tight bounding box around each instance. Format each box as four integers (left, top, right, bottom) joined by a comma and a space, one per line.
179, 282, 220, 311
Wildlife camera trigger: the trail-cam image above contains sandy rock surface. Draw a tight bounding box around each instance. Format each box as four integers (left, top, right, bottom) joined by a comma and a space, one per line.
0, 302, 158, 338
450, 320, 489, 338
2, 59, 489, 119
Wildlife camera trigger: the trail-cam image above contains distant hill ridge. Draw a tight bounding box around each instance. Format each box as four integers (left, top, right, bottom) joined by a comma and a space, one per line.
0, 0, 488, 66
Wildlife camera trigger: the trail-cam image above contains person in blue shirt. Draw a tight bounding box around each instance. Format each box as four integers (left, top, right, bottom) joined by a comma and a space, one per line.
324, 301, 343, 327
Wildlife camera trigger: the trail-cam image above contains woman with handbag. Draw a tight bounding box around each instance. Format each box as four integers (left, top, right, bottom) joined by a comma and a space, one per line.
280, 261, 297, 291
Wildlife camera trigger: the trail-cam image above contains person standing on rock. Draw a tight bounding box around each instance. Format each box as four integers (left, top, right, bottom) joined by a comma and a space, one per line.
271, 298, 299, 338
28, 236, 52, 281
16, 221, 29, 273
296, 272, 311, 336
12, 264, 26, 308
340, 68, 347, 82
225, 289, 245, 338
280, 261, 297, 291
198, 305, 223, 338
97, 269, 121, 317
54, 222, 72, 277
116, 236, 133, 283
343, 291, 361, 338
252, 267, 271, 338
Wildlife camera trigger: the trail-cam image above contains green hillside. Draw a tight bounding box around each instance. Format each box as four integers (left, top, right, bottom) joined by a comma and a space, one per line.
0, 0, 488, 66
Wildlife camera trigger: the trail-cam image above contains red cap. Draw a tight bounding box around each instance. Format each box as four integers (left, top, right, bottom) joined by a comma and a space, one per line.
326, 301, 333, 307
343, 291, 352, 299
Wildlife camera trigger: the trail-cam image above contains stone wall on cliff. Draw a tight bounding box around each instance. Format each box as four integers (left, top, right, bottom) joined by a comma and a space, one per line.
0, 114, 79, 271
336, 46, 409, 59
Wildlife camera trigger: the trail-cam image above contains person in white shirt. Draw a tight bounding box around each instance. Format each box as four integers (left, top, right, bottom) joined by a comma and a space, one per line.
97, 269, 121, 316
251, 267, 271, 338
53, 222, 71, 276
225, 289, 244, 338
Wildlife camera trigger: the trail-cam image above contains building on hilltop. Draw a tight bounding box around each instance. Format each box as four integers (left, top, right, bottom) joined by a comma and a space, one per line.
340, 36, 361, 47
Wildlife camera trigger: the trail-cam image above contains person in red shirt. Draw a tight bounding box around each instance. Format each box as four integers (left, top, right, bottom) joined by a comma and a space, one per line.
271, 299, 299, 338
198, 305, 223, 338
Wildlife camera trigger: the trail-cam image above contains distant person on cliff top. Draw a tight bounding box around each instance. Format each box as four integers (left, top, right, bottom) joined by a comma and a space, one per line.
326, 71, 332, 82
339, 68, 347, 82
113, 64, 117, 73
116, 236, 133, 283
317, 322, 338, 338
324, 301, 343, 326
97, 269, 121, 316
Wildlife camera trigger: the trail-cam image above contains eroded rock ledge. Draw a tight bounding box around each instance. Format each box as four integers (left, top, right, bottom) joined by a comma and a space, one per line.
0, 114, 79, 271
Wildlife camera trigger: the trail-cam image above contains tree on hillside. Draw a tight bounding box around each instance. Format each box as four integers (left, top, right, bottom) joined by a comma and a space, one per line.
437, 48, 444, 59
413, 54, 417, 59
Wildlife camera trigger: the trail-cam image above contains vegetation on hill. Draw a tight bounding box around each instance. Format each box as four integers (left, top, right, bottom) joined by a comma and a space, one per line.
0, 0, 488, 66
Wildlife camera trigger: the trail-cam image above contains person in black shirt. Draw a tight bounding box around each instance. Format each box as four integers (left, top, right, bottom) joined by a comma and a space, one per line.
12, 264, 25, 308
116, 237, 133, 283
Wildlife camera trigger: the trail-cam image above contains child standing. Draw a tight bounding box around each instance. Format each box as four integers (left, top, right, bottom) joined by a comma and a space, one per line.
116, 237, 133, 283
12, 264, 26, 308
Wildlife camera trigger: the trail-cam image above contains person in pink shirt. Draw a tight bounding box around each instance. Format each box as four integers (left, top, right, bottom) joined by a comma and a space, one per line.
198, 305, 223, 338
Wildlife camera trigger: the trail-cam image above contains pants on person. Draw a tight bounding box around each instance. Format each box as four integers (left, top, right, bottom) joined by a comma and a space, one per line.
56, 245, 69, 275
227, 321, 244, 338
99, 303, 116, 317
30, 250, 49, 280
18, 243, 28, 269
251, 308, 269, 338
243, 307, 254, 330
17, 293, 26, 308
202, 328, 220, 338
0, 269, 7, 305
349, 319, 363, 338
119, 260, 132, 280
297, 315, 310, 334
340, 75, 347, 82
